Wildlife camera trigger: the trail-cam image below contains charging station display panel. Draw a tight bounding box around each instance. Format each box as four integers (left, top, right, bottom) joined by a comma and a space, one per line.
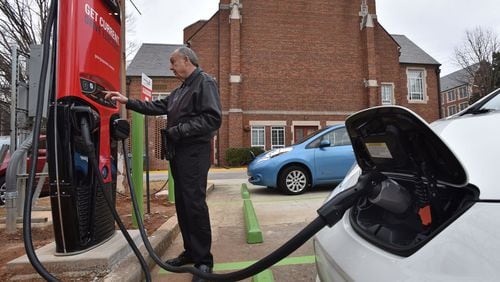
48, 0, 122, 255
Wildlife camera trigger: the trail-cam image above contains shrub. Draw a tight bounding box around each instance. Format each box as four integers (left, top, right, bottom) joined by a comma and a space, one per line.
225, 147, 265, 166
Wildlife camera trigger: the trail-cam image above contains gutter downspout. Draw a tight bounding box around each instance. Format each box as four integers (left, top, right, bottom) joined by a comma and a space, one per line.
436, 67, 442, 119
217, 7, 221, 166
6, 132, 34, 233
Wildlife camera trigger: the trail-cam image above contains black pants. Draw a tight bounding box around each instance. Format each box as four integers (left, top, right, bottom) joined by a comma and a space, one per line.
170, 141, 213, 267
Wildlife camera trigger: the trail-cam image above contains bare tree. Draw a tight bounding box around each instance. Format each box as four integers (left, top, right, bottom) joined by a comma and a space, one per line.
0, 0, 47, 135
125, 10, 139, 65
0, 0, 48, 103
454, 27, 500, 102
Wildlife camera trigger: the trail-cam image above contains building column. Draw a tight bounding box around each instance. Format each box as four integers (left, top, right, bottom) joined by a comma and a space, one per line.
228, 0, 243, 148
360, 0, 379, 107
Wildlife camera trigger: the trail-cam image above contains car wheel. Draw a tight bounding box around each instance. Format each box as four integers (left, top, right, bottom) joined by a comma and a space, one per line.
0, 176, 6, 206
278, 165, 310, 195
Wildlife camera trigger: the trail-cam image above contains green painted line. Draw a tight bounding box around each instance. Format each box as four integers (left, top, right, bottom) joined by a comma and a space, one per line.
214, 255, 316, 270
243, 199, 263, 244
241, 183, 250, 199
252, 269, 274, 282
158, 255, 316, 274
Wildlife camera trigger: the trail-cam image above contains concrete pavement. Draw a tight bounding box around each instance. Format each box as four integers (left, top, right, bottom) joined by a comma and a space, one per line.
5, 167, 330, 281
151, 178, 330, 281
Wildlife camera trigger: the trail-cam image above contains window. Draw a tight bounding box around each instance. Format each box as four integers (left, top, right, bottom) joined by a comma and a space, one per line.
251, 126, 265, 149
407, 69, 425, 101
447, 90, 456, 102
152, 92, 170, 101
271, 127, 285, 149
330, 128, 351, 146
458, 87, 468, 99
381, 83, 394, 105
309, 127, 351, 148
448, 105, 457, 116
151, 92, 170, 119
459, 102, 468, 111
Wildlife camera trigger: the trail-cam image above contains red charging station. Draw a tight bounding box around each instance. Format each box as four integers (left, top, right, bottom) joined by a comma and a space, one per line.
47, 0, 122, 254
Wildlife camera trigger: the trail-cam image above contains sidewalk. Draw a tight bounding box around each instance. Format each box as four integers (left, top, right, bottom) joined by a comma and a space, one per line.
103, 180, 216, 282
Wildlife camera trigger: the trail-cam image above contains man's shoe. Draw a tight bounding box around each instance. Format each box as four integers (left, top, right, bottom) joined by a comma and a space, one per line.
191, 264, 213, 282
165, 252, 195, 267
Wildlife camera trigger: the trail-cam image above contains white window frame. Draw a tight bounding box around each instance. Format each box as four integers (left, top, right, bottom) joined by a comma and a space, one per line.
447, 105, 457, 116
381, 83, 394, 105
447, 90, 456, 102
459, 102, 468, 111
270, 126, 285, 149
152, 92, 170, 101
251, 126, 265, 150
458, 87, 468, 100
406, 68, 427, 103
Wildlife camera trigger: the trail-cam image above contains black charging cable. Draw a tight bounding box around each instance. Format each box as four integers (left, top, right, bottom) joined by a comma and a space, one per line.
79, 117, 152, 282
22, 0, 59, 281
122, 138, 383, 281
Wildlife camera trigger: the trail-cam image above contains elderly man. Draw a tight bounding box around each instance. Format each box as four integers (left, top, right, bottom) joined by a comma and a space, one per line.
105, 47, 221, 282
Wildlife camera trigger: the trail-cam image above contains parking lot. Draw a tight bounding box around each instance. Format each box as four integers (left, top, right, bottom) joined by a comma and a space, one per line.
152, 169, 332, 281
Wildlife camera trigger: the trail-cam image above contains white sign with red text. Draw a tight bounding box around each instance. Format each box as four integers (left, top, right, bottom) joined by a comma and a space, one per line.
141, 73, 152, 101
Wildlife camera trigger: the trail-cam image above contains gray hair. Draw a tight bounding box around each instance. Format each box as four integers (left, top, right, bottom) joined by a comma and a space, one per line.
176, 46, 199, 67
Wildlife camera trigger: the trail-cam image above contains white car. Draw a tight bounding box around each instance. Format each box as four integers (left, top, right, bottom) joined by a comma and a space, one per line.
314, 88, 500, 281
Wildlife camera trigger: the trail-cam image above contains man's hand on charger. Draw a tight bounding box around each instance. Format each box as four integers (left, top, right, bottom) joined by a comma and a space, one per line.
103, 91, 128, 104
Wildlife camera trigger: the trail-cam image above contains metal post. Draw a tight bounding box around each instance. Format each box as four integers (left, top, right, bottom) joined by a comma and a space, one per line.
131, 112, 144, 228
145, 116, 150, 214
10, 44, 18, 152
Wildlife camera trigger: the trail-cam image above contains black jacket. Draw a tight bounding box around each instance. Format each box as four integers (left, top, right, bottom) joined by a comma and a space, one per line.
126, 68, 222, 144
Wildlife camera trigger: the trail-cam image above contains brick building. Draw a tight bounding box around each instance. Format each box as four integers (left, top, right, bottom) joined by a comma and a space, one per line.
127, 0, 441, 168
440, 68, 473, 117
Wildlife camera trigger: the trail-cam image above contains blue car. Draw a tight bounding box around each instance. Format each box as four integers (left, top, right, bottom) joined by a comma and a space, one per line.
247, 124, 356, 195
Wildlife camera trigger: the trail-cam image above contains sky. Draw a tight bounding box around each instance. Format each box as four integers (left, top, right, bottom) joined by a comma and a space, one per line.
126, 0, 500, 76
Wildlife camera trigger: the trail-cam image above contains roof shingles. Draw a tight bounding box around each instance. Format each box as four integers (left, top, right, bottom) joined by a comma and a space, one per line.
126, 43, 184, 77
391, 34, 440, 65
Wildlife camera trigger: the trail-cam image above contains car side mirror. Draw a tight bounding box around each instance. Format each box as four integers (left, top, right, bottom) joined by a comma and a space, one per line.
249, 150, 256, 160
319, 139, 331, 148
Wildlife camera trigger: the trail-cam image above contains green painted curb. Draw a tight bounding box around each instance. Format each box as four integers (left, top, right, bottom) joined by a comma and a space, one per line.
243, 199, 263, 244
252, 269, 274, 282
241, 183, 250, 199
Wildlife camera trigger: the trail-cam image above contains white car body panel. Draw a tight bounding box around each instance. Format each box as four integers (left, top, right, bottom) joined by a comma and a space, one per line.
315, 203, 500, 281
315, 93, 500, 281
432, 112, 500, 199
